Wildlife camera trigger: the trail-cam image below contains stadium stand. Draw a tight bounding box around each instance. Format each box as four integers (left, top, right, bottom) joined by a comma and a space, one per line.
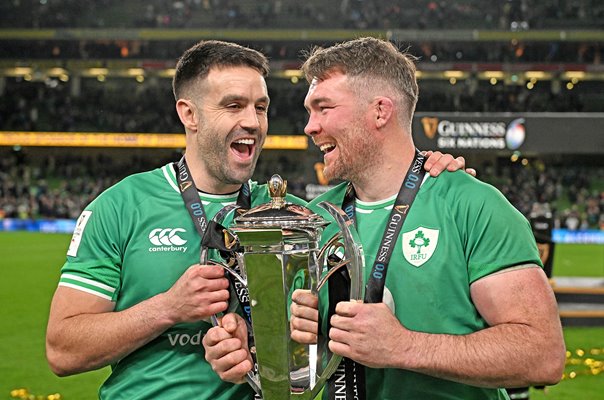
2, 0, 603, 29
0, 0, 602, 229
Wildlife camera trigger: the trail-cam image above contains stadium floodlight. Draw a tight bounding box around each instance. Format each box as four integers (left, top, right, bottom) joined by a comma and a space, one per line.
564, 71, 586, 80
127, 68, 145, 76
525, 71, 547, 79
443, 70, 465, 79
87, 68, 109, 77
6, 67, 33, 77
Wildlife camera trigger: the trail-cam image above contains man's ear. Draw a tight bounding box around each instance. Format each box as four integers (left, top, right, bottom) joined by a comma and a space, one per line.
175, 99, 198, 133
374, 97, 394, 129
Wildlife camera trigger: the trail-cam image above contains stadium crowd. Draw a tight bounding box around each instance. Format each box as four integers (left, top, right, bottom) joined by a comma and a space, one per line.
2, 0, 603, 29
1, 77, 599, 134
0, 151, 175, 220
1, 37, 601, 65
1, 150, 602, 232
1, 0, 602, 234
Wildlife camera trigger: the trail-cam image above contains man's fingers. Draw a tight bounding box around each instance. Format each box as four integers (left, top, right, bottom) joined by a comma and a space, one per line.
205, 289, 230, 302
205, 301, 228, 316
422, 150, 440, 170
446, 156, 466, 171
291, 314, 318, 334
334, 301, 360, 317
221, 313, 243, 333
203, 327, 235, 347
465, 167, 477, 177
194, 264, 227, 278
291, 302, 319, 322
292, 289, 318, 308
328, 339, 351, 358
219, 357, 253, 383
429, 153, 452, 176
209, 347, 252, 379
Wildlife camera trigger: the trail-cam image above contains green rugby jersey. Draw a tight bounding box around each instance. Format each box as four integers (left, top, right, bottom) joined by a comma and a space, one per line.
59, 162, 305, 400
310, 171, 542, 400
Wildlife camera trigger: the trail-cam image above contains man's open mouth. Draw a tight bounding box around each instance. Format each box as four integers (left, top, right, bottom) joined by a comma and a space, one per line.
231, 138, 255, 158
319, 143, 336, 154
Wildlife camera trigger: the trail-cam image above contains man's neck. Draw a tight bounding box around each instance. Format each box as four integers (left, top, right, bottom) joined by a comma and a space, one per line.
182, 153, 242, 195
351, 145, 416, 202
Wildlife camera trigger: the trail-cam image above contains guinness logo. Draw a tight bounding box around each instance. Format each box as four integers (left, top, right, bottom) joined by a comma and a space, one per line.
395, 205, 409, 215
421, 117, 439, 139
345, 183, 354, 196
179, 181, 193, 192
223, 229, 238, 250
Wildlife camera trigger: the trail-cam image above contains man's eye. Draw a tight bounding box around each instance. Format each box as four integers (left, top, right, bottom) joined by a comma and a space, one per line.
227, 103, 242, 109
256, 105, 268, 112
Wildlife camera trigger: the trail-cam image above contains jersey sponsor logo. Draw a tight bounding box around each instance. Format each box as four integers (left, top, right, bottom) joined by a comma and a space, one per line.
167, 330, 204, 346
148, 228, 188, 252
67, 210, 92, 257
402, 227, 439, 267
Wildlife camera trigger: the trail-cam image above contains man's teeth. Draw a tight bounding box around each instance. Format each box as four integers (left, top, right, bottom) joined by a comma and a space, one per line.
234, 139, 254, 145
320, 143, 335, 153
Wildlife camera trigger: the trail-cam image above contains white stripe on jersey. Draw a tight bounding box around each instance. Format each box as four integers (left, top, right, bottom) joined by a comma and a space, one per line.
61, 273, 116, 293
354, 174, 431, 213
162, 164, 180, 193
58, 282, 114, 301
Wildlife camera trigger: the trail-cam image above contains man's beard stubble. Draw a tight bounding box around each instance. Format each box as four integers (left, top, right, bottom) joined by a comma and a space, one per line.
324, 122, 382, 184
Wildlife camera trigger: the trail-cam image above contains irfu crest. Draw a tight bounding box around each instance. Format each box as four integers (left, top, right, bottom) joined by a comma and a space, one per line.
402, 227, 439, 267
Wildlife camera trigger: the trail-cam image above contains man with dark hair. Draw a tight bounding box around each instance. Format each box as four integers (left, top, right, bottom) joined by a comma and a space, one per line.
46, 39, 467, 399
204, 37, 565, 400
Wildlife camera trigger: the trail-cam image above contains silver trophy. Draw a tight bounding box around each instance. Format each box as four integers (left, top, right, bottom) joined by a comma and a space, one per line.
201, 175, 364, 400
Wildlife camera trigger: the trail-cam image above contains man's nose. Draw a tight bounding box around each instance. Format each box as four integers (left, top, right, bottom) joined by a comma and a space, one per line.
304, 113, 320, 137
240, 106, 261, 131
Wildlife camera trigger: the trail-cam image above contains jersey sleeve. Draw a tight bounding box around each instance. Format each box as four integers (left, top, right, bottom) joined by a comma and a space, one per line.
457, 179, 542, 284
59, 189, 124, 301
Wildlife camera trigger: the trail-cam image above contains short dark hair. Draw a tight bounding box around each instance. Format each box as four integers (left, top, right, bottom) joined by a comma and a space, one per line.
172, 40, 270, 100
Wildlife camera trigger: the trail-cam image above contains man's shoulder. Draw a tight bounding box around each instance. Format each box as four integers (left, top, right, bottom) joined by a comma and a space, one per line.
308, 182, 349, 209
424, 170, 505, 203
91, 165, 171, 208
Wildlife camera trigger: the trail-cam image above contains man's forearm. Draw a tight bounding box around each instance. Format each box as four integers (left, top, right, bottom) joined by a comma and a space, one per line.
396, 322, 565, 388
46, 293, 175, 376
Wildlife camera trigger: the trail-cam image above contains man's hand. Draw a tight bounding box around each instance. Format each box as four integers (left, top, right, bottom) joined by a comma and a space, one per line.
162, 264, 230, 324
423, 150, 476, 177
329, 301, 407, 369
203, 313, 253, 384
290, 289, 319, 344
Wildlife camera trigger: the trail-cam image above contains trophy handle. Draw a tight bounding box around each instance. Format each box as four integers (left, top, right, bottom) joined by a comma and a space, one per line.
305, 201, 364, 398
316, 201, 364, 301
198, 204, 263, 395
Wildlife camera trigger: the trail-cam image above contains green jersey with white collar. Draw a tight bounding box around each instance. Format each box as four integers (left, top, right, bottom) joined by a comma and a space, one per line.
310, 171, 542, 400
60, 162, 306, 400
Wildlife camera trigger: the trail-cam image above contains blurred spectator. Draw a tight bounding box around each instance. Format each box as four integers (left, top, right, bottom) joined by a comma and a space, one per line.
2, 0, 603, 29
1, 150, 602, 229
1, 78, 601, 135
0, 150, 177, 219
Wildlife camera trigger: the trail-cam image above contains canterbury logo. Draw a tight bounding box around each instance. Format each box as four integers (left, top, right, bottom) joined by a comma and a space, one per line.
421, 117, 439, 139
149, 228, 187, 246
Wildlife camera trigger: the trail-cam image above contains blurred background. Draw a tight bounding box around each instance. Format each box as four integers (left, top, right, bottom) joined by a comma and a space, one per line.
0, 1, 603, 399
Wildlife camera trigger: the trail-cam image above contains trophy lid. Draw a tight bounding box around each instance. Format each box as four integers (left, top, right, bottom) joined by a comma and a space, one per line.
233, 175, 327, 229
